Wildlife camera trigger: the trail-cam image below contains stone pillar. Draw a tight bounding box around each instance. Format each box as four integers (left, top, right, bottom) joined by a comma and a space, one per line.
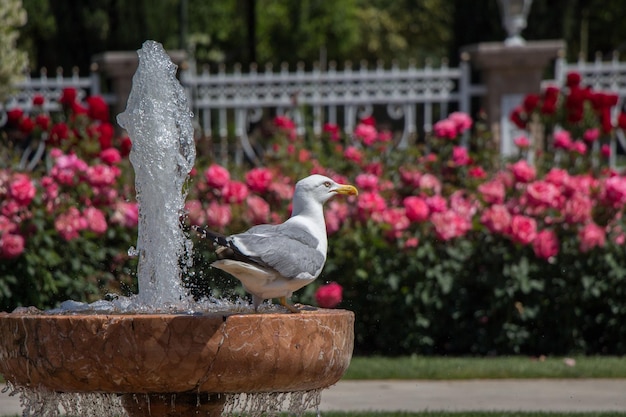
92, 50, 187, 127
462, 40, 565, 156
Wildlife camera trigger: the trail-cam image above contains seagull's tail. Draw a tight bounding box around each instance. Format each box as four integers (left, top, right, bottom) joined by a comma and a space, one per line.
191, 225, 229, 247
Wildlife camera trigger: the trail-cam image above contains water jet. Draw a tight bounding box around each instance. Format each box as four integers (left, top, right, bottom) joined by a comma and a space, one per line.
0, 40, 354, 416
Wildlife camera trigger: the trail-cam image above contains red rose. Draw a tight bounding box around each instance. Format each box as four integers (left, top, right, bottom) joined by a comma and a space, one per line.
32, 94, 45, 106
6, 108, 23, 127
522, 94, 540, 113
19, 117, 35, 134
87, 96, 110, 122
315, 282, 343, 308
565, 72, 581, 88
35, 114, 50, 131
59, 87, 77, 105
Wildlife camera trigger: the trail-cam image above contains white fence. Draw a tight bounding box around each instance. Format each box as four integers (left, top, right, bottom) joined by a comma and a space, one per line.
180, 59, 485, 164
5, 52, 626, 166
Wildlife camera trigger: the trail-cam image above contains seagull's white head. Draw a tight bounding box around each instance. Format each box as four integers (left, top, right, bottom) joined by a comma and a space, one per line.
292, 174, 358, 215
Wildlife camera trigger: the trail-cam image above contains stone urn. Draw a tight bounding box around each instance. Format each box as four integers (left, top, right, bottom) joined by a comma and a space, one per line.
0, 309, 354, 416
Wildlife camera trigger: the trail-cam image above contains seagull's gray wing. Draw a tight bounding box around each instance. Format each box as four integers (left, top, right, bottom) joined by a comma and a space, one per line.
230, 223, 326, 279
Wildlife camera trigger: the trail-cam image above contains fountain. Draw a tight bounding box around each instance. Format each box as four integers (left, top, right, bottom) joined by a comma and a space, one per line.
0, 41, 354, 416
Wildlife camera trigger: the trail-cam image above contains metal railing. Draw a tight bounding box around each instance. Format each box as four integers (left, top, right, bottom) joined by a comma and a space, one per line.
180, 58, 486, 164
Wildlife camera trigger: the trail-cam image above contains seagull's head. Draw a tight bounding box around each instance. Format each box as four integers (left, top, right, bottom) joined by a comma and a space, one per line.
294, 174, 358, 206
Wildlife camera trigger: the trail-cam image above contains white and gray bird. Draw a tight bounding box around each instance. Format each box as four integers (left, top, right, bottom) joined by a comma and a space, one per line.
196, 174, 358, 313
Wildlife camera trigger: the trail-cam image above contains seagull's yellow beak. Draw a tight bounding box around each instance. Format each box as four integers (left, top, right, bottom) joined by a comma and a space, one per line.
333, 184, 358, 196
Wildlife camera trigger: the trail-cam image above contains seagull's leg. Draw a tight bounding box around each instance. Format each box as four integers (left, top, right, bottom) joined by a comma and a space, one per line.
279, 296, 301, 313
252, 295, 264, 312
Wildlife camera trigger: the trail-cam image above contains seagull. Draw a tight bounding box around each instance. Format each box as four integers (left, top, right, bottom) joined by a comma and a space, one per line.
196, 174, 358, 313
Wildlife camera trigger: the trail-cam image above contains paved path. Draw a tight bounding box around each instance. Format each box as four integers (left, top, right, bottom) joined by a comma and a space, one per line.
2, 379, 626, 415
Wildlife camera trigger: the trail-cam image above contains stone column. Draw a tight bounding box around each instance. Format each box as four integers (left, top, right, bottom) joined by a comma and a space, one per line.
462, 40, 564, 156
92, 50, 187, 127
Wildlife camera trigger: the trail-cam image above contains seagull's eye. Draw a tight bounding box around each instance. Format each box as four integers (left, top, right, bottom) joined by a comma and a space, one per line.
323, 181, 332, 188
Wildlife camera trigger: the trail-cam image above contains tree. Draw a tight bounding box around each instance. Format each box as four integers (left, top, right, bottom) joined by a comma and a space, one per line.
0, 0, 28, 101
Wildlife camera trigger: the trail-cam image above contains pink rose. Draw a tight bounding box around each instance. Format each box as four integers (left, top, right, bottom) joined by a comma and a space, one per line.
602, 176, 626, 207
430, 210, 471, 241
111, 202, 139, 228
448, 112, 473, 135
571, 141, 587, 155
578, 222, 606, 253
245, 168, 273, 193
325, 200, 349, 235
204, 164, 230, 190
99, 148, 122, 165
404, 196, 430, 222
206, 201, 232, 230
583, 128, 600, 143
553, 130, 573, 150
509, 215, 537, 245
425, 195, 447, 214
419, 174, 442, 195
404, 237, 419, 249
0, 233, 25, 259
400, 168, 421, 188
533, 229, 559, 260
9, 174, 36, 206
55, 207, 88, 241
344, 146, 363, 164
185, 200, 206, 226
357, 191, 387, 222
525, 181, 561, 209
481, 204, 511, 234
354, 123, 378, 146
315, 282, 343, 308
381, 207, 410, 239
355, 173, 380, 191
514, 135, 531, 149
452, 146, 471, 166
449, 191, 477, 220
222, 181, 249, 204
433, 119, 457, 139
83, 207, 107, 234
246, 195, 270, 225
545, 168, 571, 190
478, 180, 505, 205
563, 193, 593, 224
509, 160, 536, 183
86, 164, 120, 187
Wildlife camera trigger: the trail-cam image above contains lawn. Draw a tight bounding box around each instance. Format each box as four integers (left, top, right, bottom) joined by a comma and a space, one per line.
310, 413, 625, 417
343, 355, 626, 379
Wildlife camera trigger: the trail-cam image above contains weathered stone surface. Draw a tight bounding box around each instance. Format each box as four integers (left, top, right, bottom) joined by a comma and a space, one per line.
0, 309, 354, 394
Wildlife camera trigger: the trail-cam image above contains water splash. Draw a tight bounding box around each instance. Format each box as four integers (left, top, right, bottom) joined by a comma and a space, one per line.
6, 383, 322, 417
117, 40, 196, 308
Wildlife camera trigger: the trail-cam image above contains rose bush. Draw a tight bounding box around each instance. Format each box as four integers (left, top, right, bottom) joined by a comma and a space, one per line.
3, 72, 626, 357
0, 89, 137, 310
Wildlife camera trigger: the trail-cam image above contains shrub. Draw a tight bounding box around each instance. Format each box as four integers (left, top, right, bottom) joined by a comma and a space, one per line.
3, 73, 626, 356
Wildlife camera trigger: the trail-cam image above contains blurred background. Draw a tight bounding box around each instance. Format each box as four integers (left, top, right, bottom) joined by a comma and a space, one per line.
15, 0, 626, 74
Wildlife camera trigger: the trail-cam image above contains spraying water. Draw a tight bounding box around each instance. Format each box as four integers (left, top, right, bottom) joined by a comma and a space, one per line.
117, 40, 196, 307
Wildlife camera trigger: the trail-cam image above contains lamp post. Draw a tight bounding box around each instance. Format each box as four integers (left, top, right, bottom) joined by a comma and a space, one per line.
498, 0, 533, 46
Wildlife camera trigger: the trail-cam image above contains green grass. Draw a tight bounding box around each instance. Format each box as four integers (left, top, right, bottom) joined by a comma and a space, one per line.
308, 413, 626, 417
342, 355, 626, 380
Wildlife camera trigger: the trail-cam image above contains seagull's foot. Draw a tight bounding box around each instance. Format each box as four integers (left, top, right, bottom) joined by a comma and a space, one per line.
279, 297, 302, 313
294, 303, 317, 312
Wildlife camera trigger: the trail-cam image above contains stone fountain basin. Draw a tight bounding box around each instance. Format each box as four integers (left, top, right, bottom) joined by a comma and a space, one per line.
0, 309, 354, 394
